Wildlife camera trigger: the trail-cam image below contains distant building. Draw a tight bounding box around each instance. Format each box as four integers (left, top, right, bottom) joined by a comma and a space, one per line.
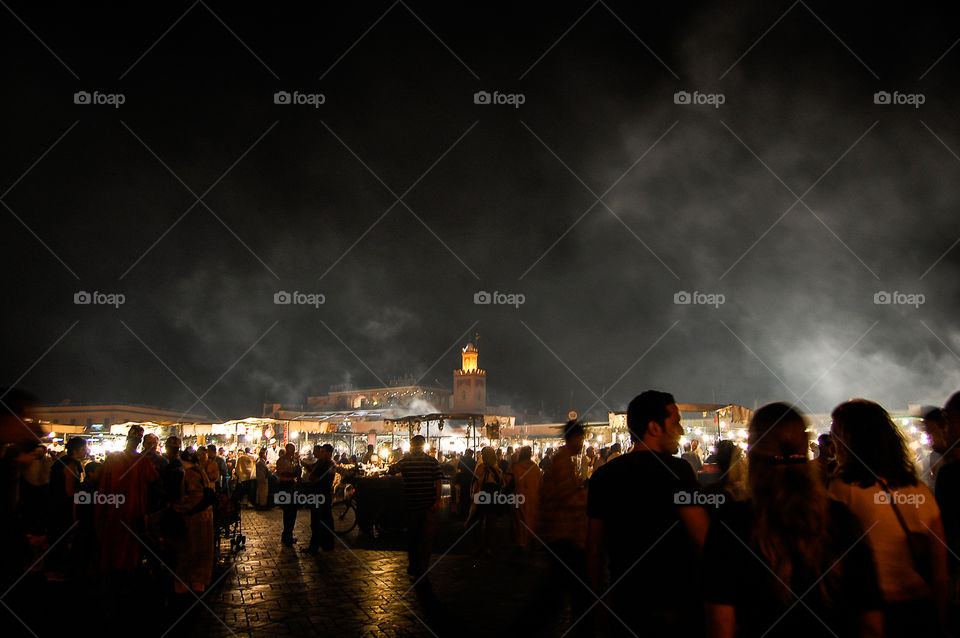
306, 384, 452, 411
264, 333, 513, 423
35, 403, 210, 429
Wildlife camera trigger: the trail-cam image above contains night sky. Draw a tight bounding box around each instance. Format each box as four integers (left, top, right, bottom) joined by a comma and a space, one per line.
3, 1, 960, 422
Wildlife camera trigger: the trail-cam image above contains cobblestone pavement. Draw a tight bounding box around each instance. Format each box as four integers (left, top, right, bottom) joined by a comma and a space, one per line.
2, 503, 590, 638
186, 506, 581, 638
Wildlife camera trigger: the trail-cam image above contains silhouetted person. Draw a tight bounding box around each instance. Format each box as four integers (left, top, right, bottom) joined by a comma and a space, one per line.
704, 403, 883, 638
388, 435, 442, 591
830, 399, 948, 637
301, 444, 335, 554
814, 432, 837, 486
588, 391, 709, 637
276, 443, 301, 546
456, 448, 476, 518
540, 421, 590, 634
46, 436, 87, 579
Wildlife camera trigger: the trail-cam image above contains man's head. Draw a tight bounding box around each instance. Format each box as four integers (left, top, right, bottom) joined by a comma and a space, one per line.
610, 442, 621, 454
285, 443, 296, 456
627, 391, 682, 454
164, 436, 181, 459
923, 406, 948, 452
142, 433, 159, 453
410, 435, 426, 452
367, 444, 375, 452
66, 437, 87, 459
562, 420, 586, 454
207, 443, 217, 456
0, 387, 42, 449
817, 433, 836, 457
126, 424, 145, 451
317, 443, 333, 462
465, 448, 474, 459
244, 447, 251, 454
943, 392, 960, 447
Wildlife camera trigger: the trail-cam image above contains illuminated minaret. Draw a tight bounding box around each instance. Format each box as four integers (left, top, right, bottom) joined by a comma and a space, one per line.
453, 334, 486, 412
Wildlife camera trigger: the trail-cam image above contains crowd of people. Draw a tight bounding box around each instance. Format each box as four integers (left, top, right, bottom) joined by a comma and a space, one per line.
4, 386, 960, 637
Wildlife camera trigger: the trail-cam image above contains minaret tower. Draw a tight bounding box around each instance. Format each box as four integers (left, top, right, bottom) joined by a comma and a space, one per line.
453, 333, 486, 412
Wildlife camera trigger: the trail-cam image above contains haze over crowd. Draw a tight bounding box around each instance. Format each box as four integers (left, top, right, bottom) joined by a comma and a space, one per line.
3, 1, 959, 420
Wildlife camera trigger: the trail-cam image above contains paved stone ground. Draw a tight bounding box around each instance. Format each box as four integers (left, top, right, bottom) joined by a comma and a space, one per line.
1, 504, 590, 637
187, 505, 584, 638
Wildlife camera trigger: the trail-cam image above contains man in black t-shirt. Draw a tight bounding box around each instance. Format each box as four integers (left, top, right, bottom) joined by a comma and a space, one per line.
587, 390, 710, 638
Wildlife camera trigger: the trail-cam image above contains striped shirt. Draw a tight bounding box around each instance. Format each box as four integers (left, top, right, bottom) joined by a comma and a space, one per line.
389, 452, 442, 511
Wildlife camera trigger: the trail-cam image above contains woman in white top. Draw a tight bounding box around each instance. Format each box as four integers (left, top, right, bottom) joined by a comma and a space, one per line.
829, 399, 950, 637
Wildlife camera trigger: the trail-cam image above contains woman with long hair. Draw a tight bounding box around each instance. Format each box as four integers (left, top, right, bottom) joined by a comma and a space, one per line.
830, 399, 949, 637
704, 403, 883, 637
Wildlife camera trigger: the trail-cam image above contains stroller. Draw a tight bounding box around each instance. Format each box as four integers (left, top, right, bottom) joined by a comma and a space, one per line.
213, 489, 246, 553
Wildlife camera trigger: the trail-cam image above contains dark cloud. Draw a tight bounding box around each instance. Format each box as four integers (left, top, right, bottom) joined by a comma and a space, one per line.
3, 2, 959, 420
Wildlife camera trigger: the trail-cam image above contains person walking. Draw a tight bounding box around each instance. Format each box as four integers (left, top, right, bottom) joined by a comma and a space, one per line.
172, 447, 214, 595
236, 447, 256, 505
507, 446, 541, 552
387, 435, 442, 592
588, 392, 710, 637
830, 399, 949, 637
301, 444, 335, 554
255, 448, 270, 509
456, 449, 476, 519
467, 446, 505, 556
540, 421, 590, 631
703, 403, 883, 638
276, 443, 302, 546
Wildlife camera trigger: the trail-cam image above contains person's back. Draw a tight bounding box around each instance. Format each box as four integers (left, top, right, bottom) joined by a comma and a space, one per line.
703, 403, 882, 638
829, 399, 949, 637
539, 442, 587, 548
707, 498, 880, 637
237, 453, 255, 482
391, 447, 442, 511
935, 394, 960, 572
590, 450, 700, 604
